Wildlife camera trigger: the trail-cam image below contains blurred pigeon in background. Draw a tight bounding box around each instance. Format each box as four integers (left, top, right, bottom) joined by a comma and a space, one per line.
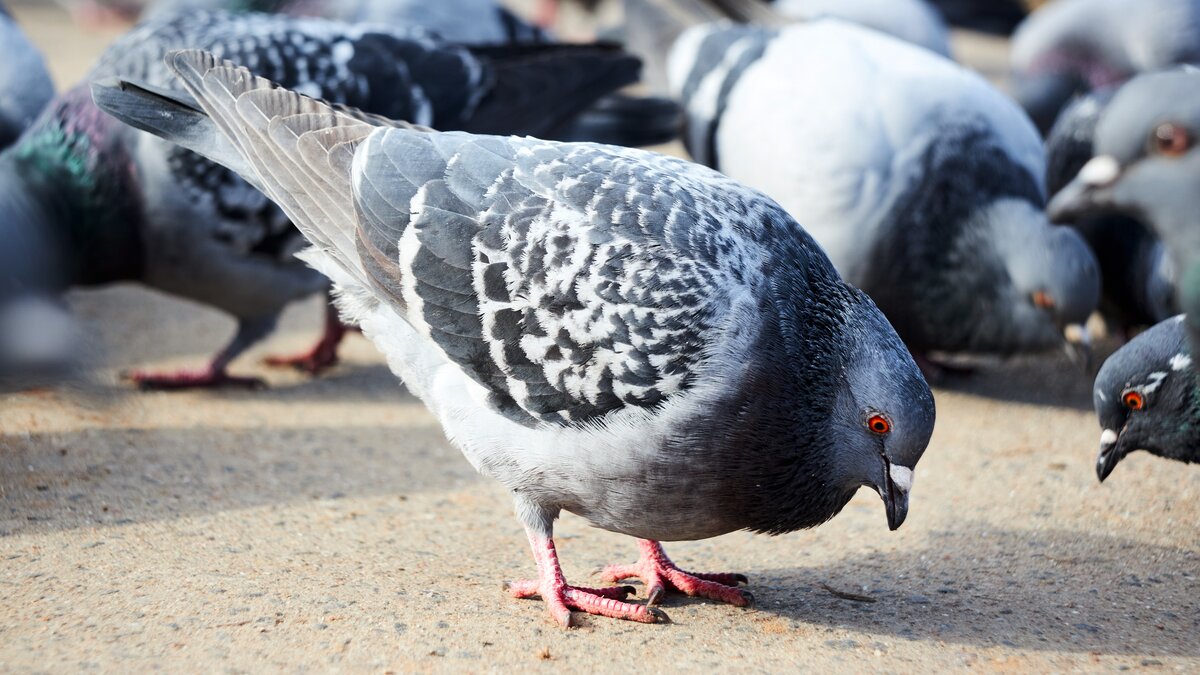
0, 3, 55, 149
666, 16, 1098, 376
1045, 89, 1176, 334
1091, 316, 1199, 481
1011, 0, 1200, 133
772, 0, 951, 57
96, 50, 935, 626
1, 9, 661, 389
1049, 69, 1200, 350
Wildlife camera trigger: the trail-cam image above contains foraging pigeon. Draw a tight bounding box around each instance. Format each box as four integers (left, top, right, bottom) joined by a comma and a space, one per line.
2, 9, 655, 388
1092, 315, 1199, 481
1045, 90, 1176, 333
669, 18, 1099, 373
0, 3, 55, 149
95, 50, 936, 626
1048, 69, 1200, 350
1011, 0, 1200, 133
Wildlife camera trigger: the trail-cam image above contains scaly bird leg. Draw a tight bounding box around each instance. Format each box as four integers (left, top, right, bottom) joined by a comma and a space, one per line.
601, 539, 753, 607
263, 300, 351, 375
124, 316, 274, 390
506, 533, 668, 627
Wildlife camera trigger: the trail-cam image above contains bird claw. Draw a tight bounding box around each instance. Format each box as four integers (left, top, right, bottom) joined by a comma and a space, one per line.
601, 540, 753, 607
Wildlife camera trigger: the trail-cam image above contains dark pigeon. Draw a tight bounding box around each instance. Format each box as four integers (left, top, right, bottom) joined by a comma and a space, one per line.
95, 50, 935, 626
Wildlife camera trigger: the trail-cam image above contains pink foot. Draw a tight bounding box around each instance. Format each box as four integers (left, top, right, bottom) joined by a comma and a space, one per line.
600, 540, 753, 607
124, 366, 264, 391
533, 0, 559, 28
263, 306, 350, 375
510, 536, 668, 627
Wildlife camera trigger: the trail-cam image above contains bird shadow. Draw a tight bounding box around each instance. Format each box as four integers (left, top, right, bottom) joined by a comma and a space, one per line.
751, 527, 1198, 656
0, 421, 475, 537
931, 350, 1104, 412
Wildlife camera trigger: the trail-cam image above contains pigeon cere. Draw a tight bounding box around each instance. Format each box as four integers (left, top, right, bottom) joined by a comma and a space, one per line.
0, 0, 1196, 671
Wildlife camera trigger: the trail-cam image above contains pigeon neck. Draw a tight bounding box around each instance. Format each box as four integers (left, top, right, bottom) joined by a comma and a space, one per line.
2, 88, 144, 287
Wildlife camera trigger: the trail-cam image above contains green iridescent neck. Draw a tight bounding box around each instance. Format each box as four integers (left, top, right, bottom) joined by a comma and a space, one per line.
3, 89, 143, 286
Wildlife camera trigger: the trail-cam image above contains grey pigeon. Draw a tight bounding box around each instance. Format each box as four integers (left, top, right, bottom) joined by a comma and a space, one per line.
1045, 90, 1176, 332
95, 50, 936, 626
1048, 69, 1200, 350
1011, 0, 1200, 133
0, 3, 55, 149
1092, 315, 1199, 481
2, 9, 654, 389
668, 18, 1100, 375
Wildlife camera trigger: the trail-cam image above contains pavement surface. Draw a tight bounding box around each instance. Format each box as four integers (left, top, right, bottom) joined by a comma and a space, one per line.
1, 2, 1197, 672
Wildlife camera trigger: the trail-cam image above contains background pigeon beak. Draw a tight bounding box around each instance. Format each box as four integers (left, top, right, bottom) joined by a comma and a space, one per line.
1047, 156, 1122, 223
1096, 428, 1123, 482
1063, 324, 1092, 371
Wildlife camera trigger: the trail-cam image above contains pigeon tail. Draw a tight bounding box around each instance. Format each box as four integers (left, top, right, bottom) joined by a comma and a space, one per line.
462, 42, 643, 139
549, 93, 681, 147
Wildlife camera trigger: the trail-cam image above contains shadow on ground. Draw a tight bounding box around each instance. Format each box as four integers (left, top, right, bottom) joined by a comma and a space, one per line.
0, 422, 475, 536
749, 526, 1199, 657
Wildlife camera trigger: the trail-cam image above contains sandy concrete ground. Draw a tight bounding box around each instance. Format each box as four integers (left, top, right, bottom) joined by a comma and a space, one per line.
1, 2, 1198, 672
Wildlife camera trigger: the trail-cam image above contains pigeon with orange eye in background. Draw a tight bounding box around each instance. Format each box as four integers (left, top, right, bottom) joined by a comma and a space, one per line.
1091, 315, 1200, 481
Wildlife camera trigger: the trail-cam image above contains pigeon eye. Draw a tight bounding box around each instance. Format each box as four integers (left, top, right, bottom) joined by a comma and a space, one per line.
1122, 390, 1145, 411
867, 414, 891, 434
1152, 123, 1191, 157
1031, 290, 1056, 310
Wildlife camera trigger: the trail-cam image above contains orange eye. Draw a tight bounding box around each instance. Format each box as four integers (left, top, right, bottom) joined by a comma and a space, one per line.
1153, 122, 1191, 157
1032, 290, 1056, 310
867, 414, 891, 434
1122, 390, 1145, 411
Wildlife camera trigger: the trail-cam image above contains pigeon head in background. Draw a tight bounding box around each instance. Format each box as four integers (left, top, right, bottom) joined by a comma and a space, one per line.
1050, 70, 1200, 272
1092, 316, 1200, 481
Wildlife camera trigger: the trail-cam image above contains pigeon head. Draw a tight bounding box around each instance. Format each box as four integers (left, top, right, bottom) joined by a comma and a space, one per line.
830, 292, 937, 530
944, 198, 1100, 358
1048, 70, 1200, 271
1092, 315, 1200, 481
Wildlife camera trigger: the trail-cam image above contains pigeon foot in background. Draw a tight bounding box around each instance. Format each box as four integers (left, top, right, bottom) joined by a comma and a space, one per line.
506, 536, 668, 626
124, 365, 265, 390
263, 304, 349, 375
600, 539, 752, 607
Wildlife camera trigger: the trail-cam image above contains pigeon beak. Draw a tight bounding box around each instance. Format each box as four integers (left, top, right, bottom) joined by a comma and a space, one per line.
1063, 323, 1092, 371
1096, 428, 1125, 483
1047, 156, 1122, 223
879, 462, 912, 531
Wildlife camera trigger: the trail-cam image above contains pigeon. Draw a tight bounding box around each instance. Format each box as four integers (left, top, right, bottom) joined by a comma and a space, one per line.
1010, 0, 1200, 134
771, 0, 951, 57
0, 3, 55, 149
95, 49, 936, 626
1045, 90, 1176, 333
926, 0, 1025, 36
1, 9, 658, 389
668, 18, 1099, 374
1092, 315, 1200, 481
1048, 69, 1200, 350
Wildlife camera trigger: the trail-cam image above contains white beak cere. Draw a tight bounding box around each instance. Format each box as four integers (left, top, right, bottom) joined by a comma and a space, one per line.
1099, 428, 1119, 450
888, 464, 914, 494
1079, 155, 1121, 187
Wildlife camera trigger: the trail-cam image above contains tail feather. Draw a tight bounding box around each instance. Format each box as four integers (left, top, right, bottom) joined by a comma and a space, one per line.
550, 93, 681, 147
